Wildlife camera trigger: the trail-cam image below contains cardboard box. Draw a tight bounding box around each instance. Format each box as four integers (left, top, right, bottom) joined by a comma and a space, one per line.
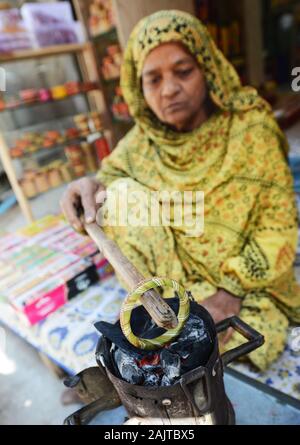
11, 259, 100, 326
0, 215, 114, 325
21, 2, 84, 47
0, 9, 33, 53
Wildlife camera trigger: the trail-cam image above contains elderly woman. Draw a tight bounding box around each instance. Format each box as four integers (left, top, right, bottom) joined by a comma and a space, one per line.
61, 10, 300, 371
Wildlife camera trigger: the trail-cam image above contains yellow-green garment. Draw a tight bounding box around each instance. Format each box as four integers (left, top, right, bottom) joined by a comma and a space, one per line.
96, 10, 300, 370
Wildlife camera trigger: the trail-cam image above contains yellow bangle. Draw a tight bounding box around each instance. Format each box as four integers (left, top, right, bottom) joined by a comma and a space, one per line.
120, 277, 190, 350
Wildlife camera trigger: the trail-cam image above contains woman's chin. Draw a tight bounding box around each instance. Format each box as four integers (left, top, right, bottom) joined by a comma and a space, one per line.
163, 116, 190, 131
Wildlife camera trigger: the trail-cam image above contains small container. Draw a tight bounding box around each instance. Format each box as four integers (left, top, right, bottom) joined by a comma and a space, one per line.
51, 85, 68, 100
44, 130, 60, 142
81, 142, 98, 172
94, 134, 110, 161
34, 171, 49, 194
107, 44, 121, 57
10, 147, 23, 158
60, 163, 73, 183
38, 88, 52, 102
73, 163, 86, 177
74, 114, 89, 135
65, 81, 80, 95
89, 112, 102, 131
64, 145, 83, 162
20, 89, 37, 103
24, 170, 36, 182
48, 168, 63, 188
20, 178, 37, 198
65, 127, 80, 140
42, 139, 54, 149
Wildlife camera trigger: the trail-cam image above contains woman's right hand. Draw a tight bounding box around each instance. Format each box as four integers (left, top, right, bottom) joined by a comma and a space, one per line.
60, 177, 106, 232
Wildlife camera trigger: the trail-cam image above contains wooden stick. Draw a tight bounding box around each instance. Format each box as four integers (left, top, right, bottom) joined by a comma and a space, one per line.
85, 222, 178, 330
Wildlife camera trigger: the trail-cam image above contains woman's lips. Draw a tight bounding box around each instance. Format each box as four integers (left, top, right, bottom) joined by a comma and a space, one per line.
164, 102, 186, 112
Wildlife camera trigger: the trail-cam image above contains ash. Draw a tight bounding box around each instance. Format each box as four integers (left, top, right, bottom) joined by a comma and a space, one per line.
113, 314, 213, 387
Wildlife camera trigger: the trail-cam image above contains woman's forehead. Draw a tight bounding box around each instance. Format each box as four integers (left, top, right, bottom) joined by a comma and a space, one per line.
142, 42, 196, 74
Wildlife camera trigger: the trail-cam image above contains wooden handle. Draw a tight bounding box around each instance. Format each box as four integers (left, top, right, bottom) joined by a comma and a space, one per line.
85, 222, 178, 330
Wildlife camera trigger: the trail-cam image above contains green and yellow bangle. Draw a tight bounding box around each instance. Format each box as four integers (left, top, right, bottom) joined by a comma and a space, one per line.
120, 277, 190, 350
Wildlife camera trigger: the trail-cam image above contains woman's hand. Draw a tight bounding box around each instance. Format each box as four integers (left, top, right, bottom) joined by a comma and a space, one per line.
201, 289, 242, 344
60, 177, 106, 232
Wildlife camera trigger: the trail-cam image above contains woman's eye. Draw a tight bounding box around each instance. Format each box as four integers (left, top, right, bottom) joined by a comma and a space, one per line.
177, 68, 193, 77
149, 77, 160, 85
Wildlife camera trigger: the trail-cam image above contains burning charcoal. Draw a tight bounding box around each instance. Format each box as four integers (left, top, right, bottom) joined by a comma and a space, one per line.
114, 348, 144, 385
165, 314, 213, 372
161, 375, 174, 387
143, 373, 161, 387
169, 315, 209, 353
160, 349, 181, 380
179, 315, 207, 342
137, 353, 160, 372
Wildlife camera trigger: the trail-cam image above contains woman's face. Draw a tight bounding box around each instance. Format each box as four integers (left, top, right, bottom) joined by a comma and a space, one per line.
142, 42, 208, 132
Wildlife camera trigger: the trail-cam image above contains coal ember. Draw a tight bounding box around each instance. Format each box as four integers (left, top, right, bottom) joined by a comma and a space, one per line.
144, 373, 161, 387
113, 348, 144, 385
160, 349, 181, 381
112, 311, 213, 387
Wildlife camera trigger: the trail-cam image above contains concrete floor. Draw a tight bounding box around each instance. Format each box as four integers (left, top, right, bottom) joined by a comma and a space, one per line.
0, 327, 81, 425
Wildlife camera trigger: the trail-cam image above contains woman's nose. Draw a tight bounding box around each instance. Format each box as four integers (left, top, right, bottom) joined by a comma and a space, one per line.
161, 79, 181, 98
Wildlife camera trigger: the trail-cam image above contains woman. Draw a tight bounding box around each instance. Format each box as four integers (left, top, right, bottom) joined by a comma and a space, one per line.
61, 10, 300, 371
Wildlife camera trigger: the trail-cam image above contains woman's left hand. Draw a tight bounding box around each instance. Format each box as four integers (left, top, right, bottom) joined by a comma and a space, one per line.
200, 289, 242, 344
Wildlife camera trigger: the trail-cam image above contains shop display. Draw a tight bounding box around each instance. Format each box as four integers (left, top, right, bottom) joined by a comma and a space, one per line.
21, 2, 83, 47
51, 84, 68, 100
19, 88, 38, 103
81, 141, 98, 172
65, 81, 80, 95
64, 144, 86, 177
18, 134, 103, 198
0, 215, 113, 325
47, 165, 64, 188
59, 162, 73, 183
111, 86, 131, 122
9, 111, 104, 158
0, 81, 99, 111
19, 176, 37, 198
0, 30, 109, 222
88, 0, 115, 37
0, 2, 84, 53
38, 88, 52, 102
11, 110, 108, 200
73, 0, 133, 147
0, 8, 33, 53
20, 162, 67, 198
73, 113, 90, 136
101, 44, 122, 80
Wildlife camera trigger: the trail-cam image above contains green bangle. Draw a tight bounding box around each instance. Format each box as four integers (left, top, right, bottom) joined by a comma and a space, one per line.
120, 277, 190, 350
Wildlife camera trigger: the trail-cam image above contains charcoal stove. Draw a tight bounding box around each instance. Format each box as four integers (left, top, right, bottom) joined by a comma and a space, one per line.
64, 289, 264, 425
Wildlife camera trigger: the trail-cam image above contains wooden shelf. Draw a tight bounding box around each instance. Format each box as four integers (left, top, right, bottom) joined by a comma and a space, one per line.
10, 134, 87, 160
0, 87, 100, 113
0, 33, 111, 223
0, 43, 90, 63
